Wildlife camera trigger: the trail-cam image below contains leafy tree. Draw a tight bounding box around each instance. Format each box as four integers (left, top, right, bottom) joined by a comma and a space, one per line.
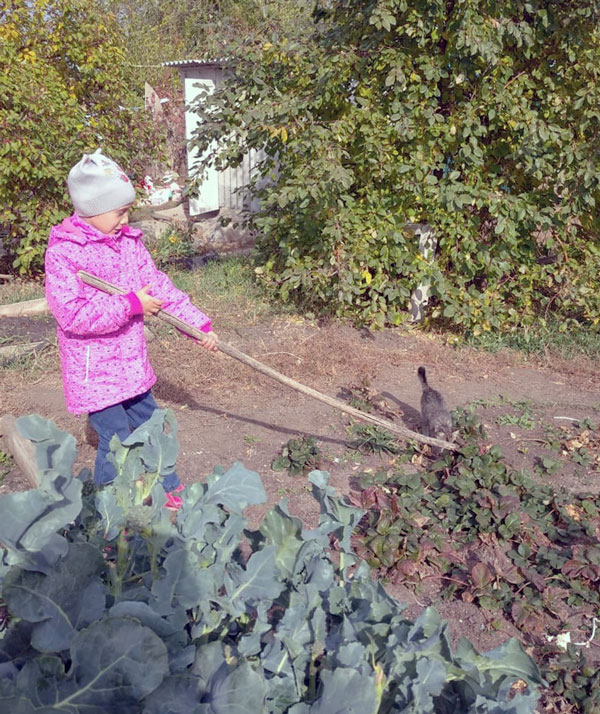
105, 0, 315, 88
100, 0, 314, 179
189, 0, 600, 332
0, 0, 160, 273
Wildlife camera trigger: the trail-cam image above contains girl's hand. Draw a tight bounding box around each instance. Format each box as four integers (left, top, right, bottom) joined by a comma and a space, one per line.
201, 330, 219, 352
136, 285, 163, 315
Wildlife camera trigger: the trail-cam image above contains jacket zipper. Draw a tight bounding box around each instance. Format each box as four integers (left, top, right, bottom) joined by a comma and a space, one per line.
85, 346, 90, 383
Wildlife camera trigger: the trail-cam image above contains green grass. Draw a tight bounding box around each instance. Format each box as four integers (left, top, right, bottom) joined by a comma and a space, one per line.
0, 342, 56, 379
465, 396, 539, 431
0, 449, 13, 484
465, 319, 600, 361
0, 278, 45, 305
2, 256, 599, 365
168, 256, 296, 329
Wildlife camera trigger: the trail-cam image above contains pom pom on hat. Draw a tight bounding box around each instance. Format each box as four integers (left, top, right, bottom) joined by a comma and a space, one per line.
67, 149, 136, 217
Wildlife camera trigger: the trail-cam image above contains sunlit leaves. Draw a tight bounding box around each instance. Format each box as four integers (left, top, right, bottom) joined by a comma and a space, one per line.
0, 0, 160, 273
189, 0, 600, 331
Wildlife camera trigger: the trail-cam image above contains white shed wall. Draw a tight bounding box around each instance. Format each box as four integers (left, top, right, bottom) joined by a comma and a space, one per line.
181, 66, 260, 216
184, 75, 219, 215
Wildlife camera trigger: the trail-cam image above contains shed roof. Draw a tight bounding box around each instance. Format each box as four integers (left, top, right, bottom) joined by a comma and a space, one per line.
162, 59, 227, 69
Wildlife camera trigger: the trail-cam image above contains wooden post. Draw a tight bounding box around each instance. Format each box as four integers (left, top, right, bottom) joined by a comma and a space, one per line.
0, 414, 39, 488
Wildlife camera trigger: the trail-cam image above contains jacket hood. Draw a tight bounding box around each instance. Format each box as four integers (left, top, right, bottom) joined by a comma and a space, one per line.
48, 213, 142, 248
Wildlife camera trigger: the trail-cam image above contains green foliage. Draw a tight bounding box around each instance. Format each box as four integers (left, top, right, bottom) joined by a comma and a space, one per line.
496, 402, 537, 430
347, 424, 401, 455
102, 1, 315, 174
146, 226, 196, 268
535, 454, 562, 475
451, 405, 488, 441
0, 412, 543, 712
272, 436, 321, 475
0, 0, 161, 274
542, 647, 600, 713
350, 413, 600, 712
190, 0, 600, 331
0, 450, 11, 484
465, 317, 600, 360
106, 0, 315, 87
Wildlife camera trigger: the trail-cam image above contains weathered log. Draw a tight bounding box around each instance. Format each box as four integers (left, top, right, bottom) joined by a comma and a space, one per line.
0, 414, 39, 488
0, 297, 49, 317
77, 270, 458, 452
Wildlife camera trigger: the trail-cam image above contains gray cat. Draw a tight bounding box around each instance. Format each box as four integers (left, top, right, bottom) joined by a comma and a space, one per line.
417, 366, 454, 447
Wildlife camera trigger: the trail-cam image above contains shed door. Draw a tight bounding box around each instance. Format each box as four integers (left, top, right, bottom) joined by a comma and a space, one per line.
184, 77, 219, 215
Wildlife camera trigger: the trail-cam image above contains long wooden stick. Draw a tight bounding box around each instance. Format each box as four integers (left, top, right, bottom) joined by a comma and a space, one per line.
76, 270, 458, 451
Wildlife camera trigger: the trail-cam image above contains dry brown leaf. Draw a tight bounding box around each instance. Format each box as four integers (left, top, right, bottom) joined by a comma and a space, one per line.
564, 504, 582, 522
510, 680, 528, 694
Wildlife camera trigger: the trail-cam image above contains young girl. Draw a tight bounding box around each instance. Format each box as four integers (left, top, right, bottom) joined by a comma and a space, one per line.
45, 149, 218, 509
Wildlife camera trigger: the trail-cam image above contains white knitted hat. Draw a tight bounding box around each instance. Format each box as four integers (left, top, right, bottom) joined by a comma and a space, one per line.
67, 149, 136, 216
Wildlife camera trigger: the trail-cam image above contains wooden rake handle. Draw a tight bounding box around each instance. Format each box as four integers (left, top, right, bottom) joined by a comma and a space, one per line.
76, 270, 458, 452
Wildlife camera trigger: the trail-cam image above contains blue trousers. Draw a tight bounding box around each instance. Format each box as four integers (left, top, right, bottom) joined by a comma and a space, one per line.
88, 390, 180, 491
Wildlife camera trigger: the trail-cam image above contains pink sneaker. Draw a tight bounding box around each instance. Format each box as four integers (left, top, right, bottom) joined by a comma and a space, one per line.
164, 484, 185, 511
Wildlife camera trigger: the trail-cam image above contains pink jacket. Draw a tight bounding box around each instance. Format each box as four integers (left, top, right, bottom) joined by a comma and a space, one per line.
45, 214, 212, 414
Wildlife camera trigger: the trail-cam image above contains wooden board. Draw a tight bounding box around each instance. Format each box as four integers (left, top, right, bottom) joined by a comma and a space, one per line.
0, 414, 39, 488
0, 297, 49, 317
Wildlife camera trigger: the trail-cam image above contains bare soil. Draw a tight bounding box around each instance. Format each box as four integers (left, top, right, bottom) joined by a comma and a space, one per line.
1, 313, 599, 662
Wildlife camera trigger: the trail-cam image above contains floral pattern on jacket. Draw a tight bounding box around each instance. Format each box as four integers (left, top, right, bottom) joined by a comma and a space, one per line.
45, 214, 211, 414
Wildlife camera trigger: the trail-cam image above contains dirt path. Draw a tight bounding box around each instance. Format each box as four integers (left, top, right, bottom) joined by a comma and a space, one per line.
2, 314, 598, 511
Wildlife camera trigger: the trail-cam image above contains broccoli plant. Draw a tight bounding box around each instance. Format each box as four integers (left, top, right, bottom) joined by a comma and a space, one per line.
0, 412, 543, 713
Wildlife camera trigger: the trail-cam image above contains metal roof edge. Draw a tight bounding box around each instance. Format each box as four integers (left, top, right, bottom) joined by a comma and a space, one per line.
162, 58, 230, 68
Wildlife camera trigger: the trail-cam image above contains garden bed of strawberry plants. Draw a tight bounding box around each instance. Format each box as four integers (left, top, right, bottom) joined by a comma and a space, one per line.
348, 415, 600, 713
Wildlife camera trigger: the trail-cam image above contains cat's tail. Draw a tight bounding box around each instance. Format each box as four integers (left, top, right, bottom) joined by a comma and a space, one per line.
417, 366, 428, 389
